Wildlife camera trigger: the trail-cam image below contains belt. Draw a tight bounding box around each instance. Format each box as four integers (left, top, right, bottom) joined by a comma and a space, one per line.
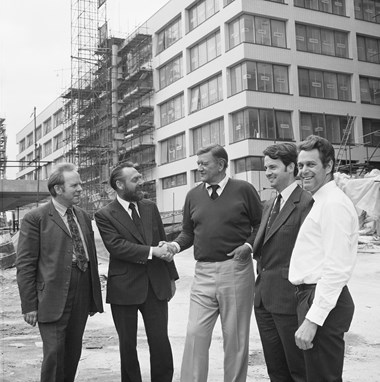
295, 283, 316, 292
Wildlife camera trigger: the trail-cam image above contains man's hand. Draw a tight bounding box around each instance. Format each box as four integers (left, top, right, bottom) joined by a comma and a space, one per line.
23, 311, 38, 327
295, 318, 318, 350
154, 243, 175, 262
227, 244, 252, 261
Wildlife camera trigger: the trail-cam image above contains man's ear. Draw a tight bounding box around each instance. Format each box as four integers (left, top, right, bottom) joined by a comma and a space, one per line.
54, 185, 62, 195
115, 179, 124, 190
325, 159, 333, 175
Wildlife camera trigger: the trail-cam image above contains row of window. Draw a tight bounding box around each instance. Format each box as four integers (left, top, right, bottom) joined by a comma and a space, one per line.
159, 67, 379, 127
354, 0, 380, 24
160, 111, 379, 168
19, 109, 64, 153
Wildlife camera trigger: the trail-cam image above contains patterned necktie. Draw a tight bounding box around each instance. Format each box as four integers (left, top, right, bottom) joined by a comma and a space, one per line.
129, 203, 146, 241
266, 194, 282, 233
209, 185, 219, 200
66, 208, 88, 272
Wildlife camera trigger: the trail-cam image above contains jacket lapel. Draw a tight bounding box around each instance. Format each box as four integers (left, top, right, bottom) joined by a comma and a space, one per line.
264, 186, 302, 244
110, 199, 146, 244
48, 201, 71, 237
138, 201, 152, 245
253, 201, 272, 254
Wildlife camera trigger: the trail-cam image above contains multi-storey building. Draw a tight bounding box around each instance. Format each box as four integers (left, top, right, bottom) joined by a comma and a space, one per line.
16, 0, 380, 216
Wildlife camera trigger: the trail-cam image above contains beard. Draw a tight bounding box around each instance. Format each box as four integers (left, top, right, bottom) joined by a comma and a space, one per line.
122, 188, 144, 202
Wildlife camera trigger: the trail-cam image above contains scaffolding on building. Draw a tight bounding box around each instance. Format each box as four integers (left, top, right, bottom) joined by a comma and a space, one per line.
116, 27, 157, 201
0, 118, 6, 180
62, 0, 119, 216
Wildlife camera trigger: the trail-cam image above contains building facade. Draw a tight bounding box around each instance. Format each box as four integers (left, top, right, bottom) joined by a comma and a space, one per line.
17, 0, 380, 215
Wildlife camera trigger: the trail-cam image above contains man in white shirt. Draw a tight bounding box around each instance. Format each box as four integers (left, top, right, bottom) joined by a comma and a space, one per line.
289, 135, 358, 382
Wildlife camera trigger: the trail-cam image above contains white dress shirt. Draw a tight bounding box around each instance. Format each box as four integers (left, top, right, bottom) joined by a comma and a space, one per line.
289, 180, 358, 326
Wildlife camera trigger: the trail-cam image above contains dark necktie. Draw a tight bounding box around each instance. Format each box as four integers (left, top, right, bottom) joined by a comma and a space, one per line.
266, 194, 282, 233
209, 185, 219, 200
66, 208, 88, 272
129, 203, 146, 241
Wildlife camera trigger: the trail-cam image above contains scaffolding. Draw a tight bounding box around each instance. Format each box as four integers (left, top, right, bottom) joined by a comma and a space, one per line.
116, 27, 156, 200
62, 0, 117, 216
0, 118, 7, 179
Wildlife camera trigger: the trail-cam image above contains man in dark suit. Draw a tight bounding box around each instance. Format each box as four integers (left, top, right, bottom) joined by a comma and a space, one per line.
95, 162, 179, 382
253, 143, 313, 382
16, 163, 103, 382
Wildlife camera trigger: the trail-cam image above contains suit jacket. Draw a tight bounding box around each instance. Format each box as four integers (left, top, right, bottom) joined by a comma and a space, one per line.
95, 198, 179, 305
16, 201, 103, 322
253, 185, 313, 314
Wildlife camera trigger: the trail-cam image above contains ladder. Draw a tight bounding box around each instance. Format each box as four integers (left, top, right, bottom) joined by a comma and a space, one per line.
336, 115, 356, 171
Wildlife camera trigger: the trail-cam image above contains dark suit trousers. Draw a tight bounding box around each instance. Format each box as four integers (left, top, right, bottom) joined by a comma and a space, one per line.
255, 305, 306, 382
296, 286, 354, 382
38, 265, 91, 382
111, 282, 173, 382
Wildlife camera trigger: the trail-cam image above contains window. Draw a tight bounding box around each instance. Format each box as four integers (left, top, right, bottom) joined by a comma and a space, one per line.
35, 125, 42, 141
354, 0, 380, 23
19, 139, 25, 153
190, 74, 223, 113
224, 0, 235, 5
44, 140, 52, 156
357, 35, 380, 63
192, 118, 225, 153
159, 56, 183, 89
229, 61, 289, 95
160, 94, 185, 127
188, 0, 219, 31
190, 30, 221, 72
230, 108, 294, 142
162, 173, 187, 189
53, 109, 63, 128
26, 133, 33, 148
360, 76, 380, 104
300, 112, 355, 144
157, 17, 182, 54
54, 132, 64, 150
298, 68, 351, 101
161, 133, 186, 164
295, 0, 346, 15
228, 15, 286, 49
234, 156, 265, 174
296, 24, 348, 58
44, 118, 52, 134
363, 118, 380, 146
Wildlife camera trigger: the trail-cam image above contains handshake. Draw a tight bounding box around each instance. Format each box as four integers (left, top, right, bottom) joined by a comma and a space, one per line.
152, 241, 179, 262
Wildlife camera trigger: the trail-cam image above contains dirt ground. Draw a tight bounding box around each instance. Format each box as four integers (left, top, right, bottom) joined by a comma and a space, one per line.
1, 246, 380, 382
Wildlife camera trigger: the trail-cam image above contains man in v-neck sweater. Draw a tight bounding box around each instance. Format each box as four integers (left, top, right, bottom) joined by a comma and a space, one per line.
169, 144, 262, 382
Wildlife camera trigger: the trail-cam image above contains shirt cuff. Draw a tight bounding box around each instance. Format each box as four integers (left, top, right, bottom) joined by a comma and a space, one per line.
244, 242, 253, 252
148, 247, 153, 260
305, 304, 329, 326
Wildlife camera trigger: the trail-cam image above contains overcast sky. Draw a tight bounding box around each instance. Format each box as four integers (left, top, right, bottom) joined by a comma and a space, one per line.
0, 0, 169, 178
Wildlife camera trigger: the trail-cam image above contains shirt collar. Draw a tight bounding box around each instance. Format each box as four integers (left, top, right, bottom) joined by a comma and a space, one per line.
206, 175, 229, 193
280, 181, 298, 204
117, 194, 138, 213
52, 198, 70, 217
312, 180, 336, 203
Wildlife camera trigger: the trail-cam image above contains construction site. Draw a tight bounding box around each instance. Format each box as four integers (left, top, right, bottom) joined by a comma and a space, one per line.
11, 0, 380, 220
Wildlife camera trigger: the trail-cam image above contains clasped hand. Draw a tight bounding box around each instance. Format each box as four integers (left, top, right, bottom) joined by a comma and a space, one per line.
152, 241, 178, 262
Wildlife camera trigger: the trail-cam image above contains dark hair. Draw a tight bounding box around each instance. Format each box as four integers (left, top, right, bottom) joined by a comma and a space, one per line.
109, 161, 137, 190
196, 144, 228, 169
263, 143, 298, 176
48, 163, 77, 197
298, 135, 335, 175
